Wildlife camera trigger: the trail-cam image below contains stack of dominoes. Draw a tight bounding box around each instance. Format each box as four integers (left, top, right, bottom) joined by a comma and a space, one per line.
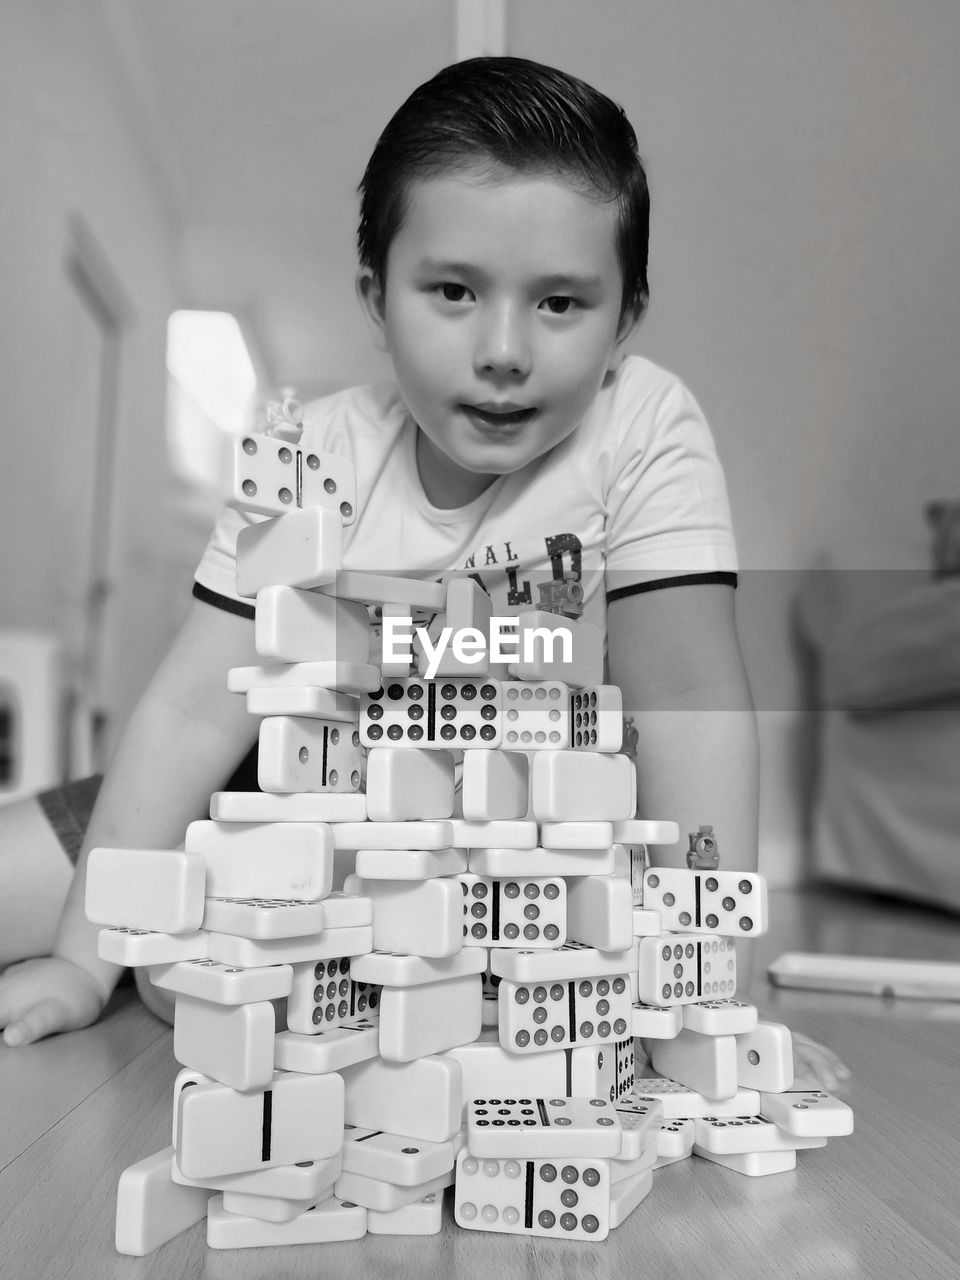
85, 410, 851, 1256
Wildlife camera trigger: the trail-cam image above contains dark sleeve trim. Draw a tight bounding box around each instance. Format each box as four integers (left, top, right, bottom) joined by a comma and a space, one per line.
606, 571, 738, 603
193, 581, 256, 620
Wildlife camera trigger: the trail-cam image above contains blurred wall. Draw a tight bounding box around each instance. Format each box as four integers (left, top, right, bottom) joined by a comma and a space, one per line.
509, 0, 960, 881
0, 1, 182, 752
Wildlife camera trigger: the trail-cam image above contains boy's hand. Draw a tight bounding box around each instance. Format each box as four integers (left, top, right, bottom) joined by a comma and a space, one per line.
792, 1031, 852, 1092
0, 957, 107, 1046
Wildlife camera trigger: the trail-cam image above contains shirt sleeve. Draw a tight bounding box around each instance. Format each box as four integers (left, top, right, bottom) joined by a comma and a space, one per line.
603, 366, 739, 596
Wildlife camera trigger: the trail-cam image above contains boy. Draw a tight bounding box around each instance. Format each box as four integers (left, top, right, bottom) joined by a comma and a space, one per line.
2, 58, 828, 1072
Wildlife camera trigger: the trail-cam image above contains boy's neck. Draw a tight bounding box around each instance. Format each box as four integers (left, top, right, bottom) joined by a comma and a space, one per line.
415, 428, 499, 508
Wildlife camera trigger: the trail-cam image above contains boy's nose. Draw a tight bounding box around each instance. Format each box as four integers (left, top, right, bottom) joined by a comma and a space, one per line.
474, 306, 531, 378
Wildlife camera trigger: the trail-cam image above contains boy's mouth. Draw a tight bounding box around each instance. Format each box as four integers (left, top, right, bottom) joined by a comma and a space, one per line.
462, 402, 537, 429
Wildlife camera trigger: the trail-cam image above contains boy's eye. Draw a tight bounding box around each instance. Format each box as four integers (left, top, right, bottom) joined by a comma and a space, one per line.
541, 296, 578, 315
438, 283, 471, 303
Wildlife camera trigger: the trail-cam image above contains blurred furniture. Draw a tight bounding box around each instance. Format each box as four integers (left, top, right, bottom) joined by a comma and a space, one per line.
797, 560, 960, 911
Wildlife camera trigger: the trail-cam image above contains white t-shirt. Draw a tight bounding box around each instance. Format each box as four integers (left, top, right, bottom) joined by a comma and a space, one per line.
194, 355, 738, 644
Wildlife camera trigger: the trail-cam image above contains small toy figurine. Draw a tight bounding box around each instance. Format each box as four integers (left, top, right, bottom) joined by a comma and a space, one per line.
686, 824, 720, 871
536, 574, 584, 618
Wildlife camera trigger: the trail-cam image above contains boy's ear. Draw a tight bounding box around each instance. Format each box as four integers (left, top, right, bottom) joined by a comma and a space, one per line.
606, 298, 646, 375
356, 268, 389, 353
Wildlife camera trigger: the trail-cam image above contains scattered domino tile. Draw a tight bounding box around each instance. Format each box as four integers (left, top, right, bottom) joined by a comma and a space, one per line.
450, 819, 539, 849
631, 1002, 683, 1039
350, 948, 486, 987
529, 752, 636, 823
333, 1169, 453, 1212
341, 1055, 462, 1143
608, 1167, 654, 1227
236, 506, 342, 595
378, 973, 482, 1061
736, 1021, 795, 1092
613, 1097, 664, 1160
86, 847, 206, 934
757, 1089, 854, 1138
201, 897, 326, 940
467, 1097, 622, 1159
655, 1119, 695, 1161
330, 821, 454, 851
635, 936, 738, 1007
460, 749, 529, 820
227, 660, 380, 694
644, 1028, 739, 1101
341, 1127, 457, 1186
287, 955, 380, 1034
245, 685, 360, 719
206, 1194, 367, 1248
170, 1151, 342, 1199
623, 1080, 761, 1120
692, 1116, 827, 1154
490, 942, 634, 984
455, 1150, 612, 1240
115, 1147, 211, 1256
612, 819, 680, 846
98, 928, 210, 968
253, 585, 368, 662
173, 995, 275, 1092
220, 1189, 325, 1223
569, 686, 623, 751
258, 716, 363, 794
206, 924, 372, 968
224, 433, 356, 522
692, 1147, 798, 1178
184, 819, 333, 901
682, 999, 758, 1036
317, 571, 445, 611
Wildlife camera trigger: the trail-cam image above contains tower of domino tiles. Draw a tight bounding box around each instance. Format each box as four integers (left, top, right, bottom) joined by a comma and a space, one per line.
86, 405, 852, 1254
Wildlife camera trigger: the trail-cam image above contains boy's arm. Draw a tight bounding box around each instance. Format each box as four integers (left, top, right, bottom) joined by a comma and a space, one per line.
606, 582, 759, 872
0, 598, 260, 1046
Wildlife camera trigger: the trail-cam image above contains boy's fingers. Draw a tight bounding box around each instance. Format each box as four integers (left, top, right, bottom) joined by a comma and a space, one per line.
2, 998, 67, 1047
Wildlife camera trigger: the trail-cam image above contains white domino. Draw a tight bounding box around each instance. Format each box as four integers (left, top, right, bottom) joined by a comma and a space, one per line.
86, 847, 205, 934
682, 999, 758, 1036
507, 611, 603, 688
341, 1055, 462, 1143
613, 841, 649, 905
501, 681, 571, 748
220, 1189, 325, 1223
115, 1147, 210, 1256
258, 717, 363, 793
565, 875, 634, 951
608, 1167, 653, 1226
758, 1089, 854, 1137
364, 747, 456, 820
331, 821, 454, 851
274, 1021, 380, 1075
736, 1021, 795, 1092
450, 819, 539, 850
343, 875, 463, 958
458, 873, 566, 947
539, 821, 613, 849
245, 686, 360, 720
355, 847, 468, 880
341, 1127, 457, 1186
367, 1193, 443, 1235
201, 897, 326, 939
228, 660, 380, 695
632, 907, 662, 936
631, 1002, 682, 1039
98, 928, 210, 967
613, 1096, 664, 1160
635, 936, 738, 1006
529, 752, 636, 822
171, 1150, 342, 1199
236, 505, 341, 596
206, 1195, 366, 1248
350, 949, 486, 987
643, 1029, 739, 1100
460, 749, 529, 820
613, 819, 680, 847
185, 820, 333, 900
489, 942, 634, 984
287, 955, 381, 1035
378, 974, 482, 1061
254, 585, 369, 662
468, 845, 616, 877
655, 1118, 695, 1162
333, 1169, 452, 1213
175, 1069, 344, 1179
692, 1147, 797, 1177
224, 432, 356, 522
692, 1116, 827, 1154
498, 973, 632, 1054
623, 1080, 760, 1120
317, 571, 445, 611
641, 867, 767, 937
467, 1097, 622, 1158
149, 959, 293, 1006
210, 791, 368, 824
454, 1150, 612, 1240
569, 686, 623, 750
173, 995, 275, 1091
361, 677, 503, 749
432, 576, 494, 677
206, 924, 372, 968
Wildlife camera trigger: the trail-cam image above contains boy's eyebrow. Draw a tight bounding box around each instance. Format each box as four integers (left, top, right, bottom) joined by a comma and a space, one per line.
418, 259, 605, 293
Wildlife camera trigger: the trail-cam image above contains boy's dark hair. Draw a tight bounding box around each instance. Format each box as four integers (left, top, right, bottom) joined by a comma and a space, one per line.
358, 57, 650, 320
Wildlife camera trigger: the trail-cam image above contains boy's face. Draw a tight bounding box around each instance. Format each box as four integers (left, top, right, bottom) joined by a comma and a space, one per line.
357, 165, 639, 505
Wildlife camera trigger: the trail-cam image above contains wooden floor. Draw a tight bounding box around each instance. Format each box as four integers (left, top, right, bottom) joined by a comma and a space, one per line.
1, 886, 958, 1280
